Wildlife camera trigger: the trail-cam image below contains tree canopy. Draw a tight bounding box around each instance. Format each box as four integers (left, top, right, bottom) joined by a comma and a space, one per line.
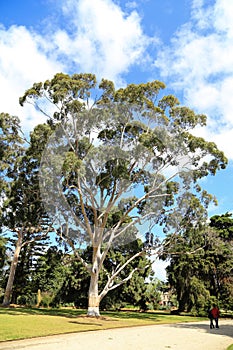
164, 213, 233, 313
0, 72, 228, 315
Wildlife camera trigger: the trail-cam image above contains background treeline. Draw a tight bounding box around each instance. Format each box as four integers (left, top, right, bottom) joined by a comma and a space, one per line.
0, 212, 232, 315
0, 237, 166, 311
163, 212, 233, 315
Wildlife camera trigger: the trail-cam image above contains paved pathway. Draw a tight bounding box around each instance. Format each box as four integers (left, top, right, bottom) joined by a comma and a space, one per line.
0, 319, 232, 350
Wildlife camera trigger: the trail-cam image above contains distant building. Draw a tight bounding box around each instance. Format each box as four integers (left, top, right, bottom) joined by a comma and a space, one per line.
159, 290, 172, 307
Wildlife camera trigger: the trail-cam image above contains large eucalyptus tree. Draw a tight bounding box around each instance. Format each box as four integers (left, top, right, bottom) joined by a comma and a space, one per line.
18, 73, 227, 316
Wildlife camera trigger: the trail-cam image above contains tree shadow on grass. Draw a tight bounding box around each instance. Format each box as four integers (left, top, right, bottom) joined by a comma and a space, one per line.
102, 310, 202, 322
0, 307, 85, 318
103, 311, 159, 320
170, 320, 233, 338
0, 307, 159, 321
68, 320, 103, 326
0, 307, 139, 322
0, 307, 210, 326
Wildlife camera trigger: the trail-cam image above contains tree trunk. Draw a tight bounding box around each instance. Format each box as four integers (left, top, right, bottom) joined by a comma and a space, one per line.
2, 232, 23, 306
87, 270, 100, 317
178, 291, 188, 313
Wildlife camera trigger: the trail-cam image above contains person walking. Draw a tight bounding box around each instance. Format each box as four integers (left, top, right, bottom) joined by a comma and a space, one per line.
211, 304, 220, 329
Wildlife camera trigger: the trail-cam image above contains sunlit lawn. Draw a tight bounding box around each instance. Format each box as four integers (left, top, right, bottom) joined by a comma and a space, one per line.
0, 307, 205, 342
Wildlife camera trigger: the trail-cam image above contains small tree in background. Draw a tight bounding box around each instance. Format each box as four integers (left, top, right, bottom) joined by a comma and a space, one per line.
163, 212, 233, 313
0, 121, 53, 306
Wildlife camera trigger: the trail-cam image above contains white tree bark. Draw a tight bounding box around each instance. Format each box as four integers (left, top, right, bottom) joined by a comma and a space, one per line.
2, 230, 23, 306
87, 271, 101, 317
87, 246, 101, 316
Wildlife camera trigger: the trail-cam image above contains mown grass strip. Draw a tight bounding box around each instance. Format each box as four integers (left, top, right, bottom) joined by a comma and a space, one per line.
0, 307, 204, 342
226, 345, 233, 350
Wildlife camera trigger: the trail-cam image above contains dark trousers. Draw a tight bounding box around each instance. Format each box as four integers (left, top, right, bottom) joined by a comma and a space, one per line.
210, 318, 214, 328
214, 317, 219, 328
210, 317, 219, 328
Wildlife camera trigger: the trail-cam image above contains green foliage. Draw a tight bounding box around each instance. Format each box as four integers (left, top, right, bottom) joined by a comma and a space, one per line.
164, 212, 233, 313
16, 293, 37, 306
30, 246, 72, 303
0, 120, 55, 305
0, 113, 25, 218
209, 212, 233, 241
0, 237, 7, 270
15, 239, 155, 310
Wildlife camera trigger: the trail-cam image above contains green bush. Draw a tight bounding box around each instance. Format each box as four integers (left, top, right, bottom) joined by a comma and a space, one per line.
17, 295, 27, 305
40, 292, 54, 308
17, 294, 37, 306
146, 302, 156, 311
100, 297, 125, 311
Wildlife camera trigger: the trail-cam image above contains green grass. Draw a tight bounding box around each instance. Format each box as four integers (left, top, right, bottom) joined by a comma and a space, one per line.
226, 345, 233, 350
0, 307, 204, 342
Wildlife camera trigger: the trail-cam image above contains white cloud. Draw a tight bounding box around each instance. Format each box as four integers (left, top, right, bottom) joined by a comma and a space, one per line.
0, 25, 64, 131
213, 0, 233, 36
154, 0, 233, 160
125, 1, 138, 10
55, 0, 151, 84
0, 0, 151, 132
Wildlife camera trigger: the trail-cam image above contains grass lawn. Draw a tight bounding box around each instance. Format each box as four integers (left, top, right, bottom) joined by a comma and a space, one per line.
0, 307, 204, 342
227, 345, 233, 350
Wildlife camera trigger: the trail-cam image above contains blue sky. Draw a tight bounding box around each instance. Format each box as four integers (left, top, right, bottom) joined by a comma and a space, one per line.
1, 0, 233, 279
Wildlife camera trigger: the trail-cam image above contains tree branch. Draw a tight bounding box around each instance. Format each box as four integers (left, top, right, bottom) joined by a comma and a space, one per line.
57, 228, 91, 273
99, 250, 144, 300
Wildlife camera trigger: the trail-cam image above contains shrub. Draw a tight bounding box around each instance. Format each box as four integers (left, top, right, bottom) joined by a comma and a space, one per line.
16, 293, 37, 306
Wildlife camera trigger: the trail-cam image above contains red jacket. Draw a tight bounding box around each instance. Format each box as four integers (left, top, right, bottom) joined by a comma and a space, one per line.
211, 307, 220, 318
